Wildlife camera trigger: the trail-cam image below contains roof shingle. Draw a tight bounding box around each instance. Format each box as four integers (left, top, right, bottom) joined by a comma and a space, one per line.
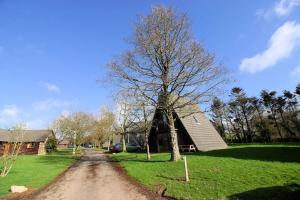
0, 129, 53, 142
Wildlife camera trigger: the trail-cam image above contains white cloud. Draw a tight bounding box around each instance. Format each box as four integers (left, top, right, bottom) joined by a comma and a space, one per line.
290, 62, 300, 81
274, 0, 300, 16
0, 105, 23, 128
239, 21, 300, 73
25, 119, 45, 129
255, 0, 300, 19
32, 99, 77, 111
40, 81, 60, 92
0, 105, 20, 117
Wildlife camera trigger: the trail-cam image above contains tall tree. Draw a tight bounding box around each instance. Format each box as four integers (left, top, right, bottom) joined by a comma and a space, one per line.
211, 97, 226, 139
92, 107, 115, 148
230, 87, 254, 142
283, 90, 299, 134
249, 97, 270, 142
108, 6, 226, 161
275, 95, 296, 137
115, 91, 136, 152
261, 90, 283, 140
131, 93, 154, 160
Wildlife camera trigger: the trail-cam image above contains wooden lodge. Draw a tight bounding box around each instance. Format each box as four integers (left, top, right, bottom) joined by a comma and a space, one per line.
0, 129, 54, 155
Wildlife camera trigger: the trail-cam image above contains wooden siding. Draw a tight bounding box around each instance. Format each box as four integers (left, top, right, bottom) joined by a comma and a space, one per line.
0, 142, 41, 155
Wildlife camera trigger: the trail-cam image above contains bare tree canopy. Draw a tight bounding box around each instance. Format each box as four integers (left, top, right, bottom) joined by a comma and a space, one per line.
108, 6, 227, 161
92, 107, 115, 148
53, 112, 94, 154
109, 6, 226, 108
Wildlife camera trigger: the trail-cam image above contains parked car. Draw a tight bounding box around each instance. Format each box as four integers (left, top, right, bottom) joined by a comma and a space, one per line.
83, 144, 93, 148
111, 143, 142, 153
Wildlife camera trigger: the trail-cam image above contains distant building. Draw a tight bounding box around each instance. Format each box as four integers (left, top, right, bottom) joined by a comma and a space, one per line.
0, 129, 54, 155
57, 139, 71, 149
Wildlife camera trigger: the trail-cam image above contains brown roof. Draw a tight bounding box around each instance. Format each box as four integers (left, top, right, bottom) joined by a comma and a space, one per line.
0, 129, 53, 142
175, 104, 227, 151
58, 139, 71, 145
151, 95, 227, 151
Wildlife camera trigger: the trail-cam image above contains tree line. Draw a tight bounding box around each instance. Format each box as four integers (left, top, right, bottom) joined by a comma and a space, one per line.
52, 107, 115, 154
211, 83, 300, 143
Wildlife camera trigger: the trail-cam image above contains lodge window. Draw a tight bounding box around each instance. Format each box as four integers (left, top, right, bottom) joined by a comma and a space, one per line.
27, 143, 34, 148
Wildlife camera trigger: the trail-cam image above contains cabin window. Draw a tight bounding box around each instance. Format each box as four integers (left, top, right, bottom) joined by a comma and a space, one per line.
27, 143, 34, 148
193, 116, 200, 124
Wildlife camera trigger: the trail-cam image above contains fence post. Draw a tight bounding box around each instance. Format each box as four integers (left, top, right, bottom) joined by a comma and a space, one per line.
183, 156, 189, 182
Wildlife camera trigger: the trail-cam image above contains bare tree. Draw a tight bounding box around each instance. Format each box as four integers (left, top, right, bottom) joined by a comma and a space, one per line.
92, 107, 115, 148
108, 6, 226, 161
54, 112, 94, 155
114, 91, 137, 152
0, 125, 24, 177
130, 92, 154, 160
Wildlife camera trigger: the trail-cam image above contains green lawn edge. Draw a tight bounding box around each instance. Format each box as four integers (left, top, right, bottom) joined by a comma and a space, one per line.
112, 144, 300, 200
0, 149, 77, 197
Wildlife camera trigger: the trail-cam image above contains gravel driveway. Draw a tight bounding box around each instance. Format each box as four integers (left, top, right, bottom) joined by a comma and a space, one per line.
30, 149, 150, 200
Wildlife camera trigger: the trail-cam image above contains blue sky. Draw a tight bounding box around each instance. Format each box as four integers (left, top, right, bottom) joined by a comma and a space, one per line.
0, 0, 300, 129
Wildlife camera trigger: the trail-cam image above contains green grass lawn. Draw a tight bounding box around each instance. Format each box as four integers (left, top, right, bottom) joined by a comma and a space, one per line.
0, 149, 77, 197
112, 144, 300, 200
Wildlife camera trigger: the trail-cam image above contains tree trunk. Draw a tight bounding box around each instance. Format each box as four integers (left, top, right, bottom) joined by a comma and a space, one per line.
145, 130, 151, 160
146, 143, 151, 160
167, 111, 181, 161
122, 134, 126, 152
219, 116, 226, 139
272, 110, 283, 141
239, 121, 247, 143
279, 110, 295, 137
241, 107, 252, 142
73, 132, 76, 155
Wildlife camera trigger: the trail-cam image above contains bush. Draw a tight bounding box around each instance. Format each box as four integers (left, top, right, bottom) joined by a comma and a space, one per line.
46, 137, 57, 153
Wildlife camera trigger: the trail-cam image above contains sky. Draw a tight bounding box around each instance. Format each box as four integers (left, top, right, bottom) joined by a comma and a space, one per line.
0, 0, 300, 129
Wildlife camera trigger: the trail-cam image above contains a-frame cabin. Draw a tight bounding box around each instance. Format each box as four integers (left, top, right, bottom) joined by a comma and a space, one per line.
148, 104, 227, 152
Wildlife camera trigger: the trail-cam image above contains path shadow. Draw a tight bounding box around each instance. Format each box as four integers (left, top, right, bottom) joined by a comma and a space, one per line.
36, 154, 77, 164
111, 155, 168, 163
191, 146, 300, 163
156, 175, 186, 182
227, 184, 300, 200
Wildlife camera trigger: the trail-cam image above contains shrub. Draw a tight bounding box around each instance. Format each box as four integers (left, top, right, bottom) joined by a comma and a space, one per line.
46, 137, 57, 153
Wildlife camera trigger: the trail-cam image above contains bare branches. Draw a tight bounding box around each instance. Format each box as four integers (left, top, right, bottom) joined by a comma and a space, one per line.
107, 6, 227, 161
0, 125, 24, 177
108, 6, 226, 111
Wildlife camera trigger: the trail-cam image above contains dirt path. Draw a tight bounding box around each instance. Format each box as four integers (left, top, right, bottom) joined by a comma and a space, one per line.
30, 150, 151, 200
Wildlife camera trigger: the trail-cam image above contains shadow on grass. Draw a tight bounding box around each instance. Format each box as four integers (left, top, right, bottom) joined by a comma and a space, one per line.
112, 155, 168, 163
35, 150, 77, 165
156, 175, 186, 182
190, 146, 300, 163
228, 184, 300, 200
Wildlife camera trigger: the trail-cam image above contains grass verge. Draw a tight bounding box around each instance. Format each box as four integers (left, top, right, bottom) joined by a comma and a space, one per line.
0, 149, 77, 197
112, 144, 300, 200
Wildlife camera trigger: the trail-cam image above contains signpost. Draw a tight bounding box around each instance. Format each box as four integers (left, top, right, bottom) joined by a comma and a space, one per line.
183, 156, 189, 182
